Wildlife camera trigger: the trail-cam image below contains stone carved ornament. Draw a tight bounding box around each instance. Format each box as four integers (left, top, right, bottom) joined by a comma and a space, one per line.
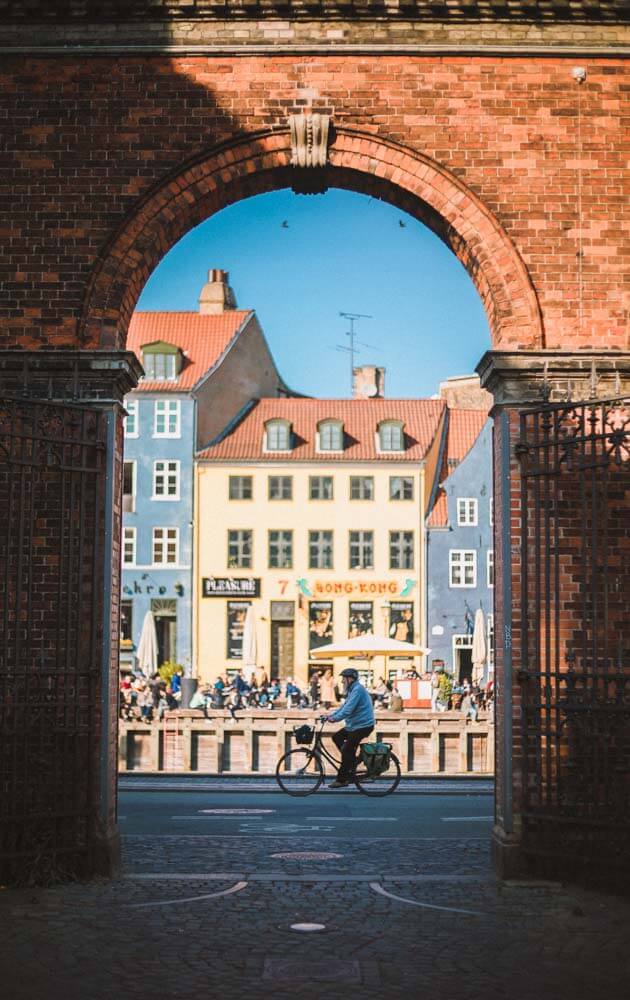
289, 114, 330, 169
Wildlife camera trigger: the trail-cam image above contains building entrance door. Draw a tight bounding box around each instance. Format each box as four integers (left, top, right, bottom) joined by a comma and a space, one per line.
271, 621, 295, 680
151, 599, 177, 666
453, 635, 473, 683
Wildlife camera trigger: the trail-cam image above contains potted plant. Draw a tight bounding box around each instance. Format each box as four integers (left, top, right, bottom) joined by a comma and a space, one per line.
436, 671, 453, 711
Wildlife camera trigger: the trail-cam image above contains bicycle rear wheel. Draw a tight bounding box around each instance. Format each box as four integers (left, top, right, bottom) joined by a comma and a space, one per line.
275, 749, 324, 796
354, 751, 402, 797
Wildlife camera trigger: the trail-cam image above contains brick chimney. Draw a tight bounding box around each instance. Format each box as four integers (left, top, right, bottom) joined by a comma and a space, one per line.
438, 374, 492, 411
198, 269, 237, 314
353, 365, 385, 399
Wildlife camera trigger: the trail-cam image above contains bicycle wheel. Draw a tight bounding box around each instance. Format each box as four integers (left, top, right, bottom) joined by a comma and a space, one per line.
275, 749, 324, 796
354, 751, 402, 797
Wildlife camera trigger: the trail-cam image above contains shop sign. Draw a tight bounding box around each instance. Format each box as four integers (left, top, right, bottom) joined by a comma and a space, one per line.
297, 578, 417, 598
203, 577, 261, 598
309, 601, 333, 650
123, 579, 185, 597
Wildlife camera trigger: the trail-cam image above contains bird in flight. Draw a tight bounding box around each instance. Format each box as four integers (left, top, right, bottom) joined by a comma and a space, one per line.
398, 220, 407, 228
281, 220, 289, 229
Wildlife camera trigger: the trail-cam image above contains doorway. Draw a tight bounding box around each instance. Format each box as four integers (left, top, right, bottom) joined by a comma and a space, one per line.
151, 598, 177, 666
453, 635, 473, 684
270, 601, 295, 680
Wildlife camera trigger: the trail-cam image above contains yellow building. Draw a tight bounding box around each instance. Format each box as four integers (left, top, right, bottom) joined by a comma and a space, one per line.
194, 394, 445, 687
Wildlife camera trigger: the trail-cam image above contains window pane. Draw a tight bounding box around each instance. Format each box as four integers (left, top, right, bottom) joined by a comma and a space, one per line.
269, 476, 292, 500
228, 530, 253, 568
229, 476, 253, 500
309, 476, 333, 500
267, 421, 290, 450
309, 530, 333, 569
320, 422, 342, 450
269, 529, 293, 568
390, 476, 413, 500
350, 476, 374, 500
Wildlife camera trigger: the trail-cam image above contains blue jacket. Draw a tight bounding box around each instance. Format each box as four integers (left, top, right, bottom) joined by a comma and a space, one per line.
329, 681, 374, 732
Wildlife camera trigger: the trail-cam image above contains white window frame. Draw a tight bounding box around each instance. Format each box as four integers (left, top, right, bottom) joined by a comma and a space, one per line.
449, 549, 477, 588
122, 460, 137, 513
268, 475, 293, 501
124, 400, 139, 438
229, 475, 253, 500
153, 399, 181, 438
457, 498, 478, 526
152, 460, 180, 501
268, 529, 293, 569
389, 530, 415, 570
228, 529, 253, 569
123, 526, 136, 567
377, 420, 405, 453
264, 419, 292, 452
487, 549, 494, 588
317, 419, 344, 453
349, 530, 374, 570
309, 475, 334, 501
309, 530, 334, 570
389, 476, 414, 501
143, 352, 177, 381
152, 526, 179, 566
350, 475, 374, 501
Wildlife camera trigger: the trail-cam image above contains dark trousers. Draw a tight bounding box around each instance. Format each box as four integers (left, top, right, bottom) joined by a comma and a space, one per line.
332, 725, 374, 781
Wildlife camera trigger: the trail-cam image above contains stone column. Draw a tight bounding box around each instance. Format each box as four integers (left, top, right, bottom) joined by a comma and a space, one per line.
0, 350, 141, 883
477, 350, 630, 880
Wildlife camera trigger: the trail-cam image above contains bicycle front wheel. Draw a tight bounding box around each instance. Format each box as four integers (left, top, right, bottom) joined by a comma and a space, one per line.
354, 752, 402, 797
275, 749, 324, 796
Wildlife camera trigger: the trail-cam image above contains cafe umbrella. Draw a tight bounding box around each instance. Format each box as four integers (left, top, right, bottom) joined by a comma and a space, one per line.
137, 610, 158, 676
242, 604, 258, 682
471, 608, 487, 686
311, 634, 430, 660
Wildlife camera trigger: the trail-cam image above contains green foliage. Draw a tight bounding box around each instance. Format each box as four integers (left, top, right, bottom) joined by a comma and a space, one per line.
437, 672, 453, 703
158, 660, 184, 683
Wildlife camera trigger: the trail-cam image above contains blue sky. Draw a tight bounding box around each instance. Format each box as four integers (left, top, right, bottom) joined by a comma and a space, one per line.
137, 189, 490, 399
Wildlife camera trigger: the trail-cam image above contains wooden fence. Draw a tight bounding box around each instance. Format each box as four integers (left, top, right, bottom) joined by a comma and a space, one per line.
118, 709, 494, 776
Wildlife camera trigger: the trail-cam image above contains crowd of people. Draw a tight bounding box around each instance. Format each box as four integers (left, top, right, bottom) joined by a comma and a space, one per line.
119, 665, 493, 722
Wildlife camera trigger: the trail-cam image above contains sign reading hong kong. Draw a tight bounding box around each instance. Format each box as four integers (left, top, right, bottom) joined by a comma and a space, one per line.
202, 577, 261, 598
297, 578, 416, 598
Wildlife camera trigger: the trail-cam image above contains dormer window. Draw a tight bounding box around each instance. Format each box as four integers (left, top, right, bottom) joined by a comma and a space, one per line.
378, 420, 404, 452
317, 419, 344, 452
265, 419, 292, 452
141, 341, 181, 382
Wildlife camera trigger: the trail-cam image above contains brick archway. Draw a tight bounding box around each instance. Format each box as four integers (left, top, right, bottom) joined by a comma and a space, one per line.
79, 128, 543, 352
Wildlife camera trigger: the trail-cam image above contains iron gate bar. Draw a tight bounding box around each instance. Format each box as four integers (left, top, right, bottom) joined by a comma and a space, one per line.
516, 396, 630, 871
0, 398, 108, 882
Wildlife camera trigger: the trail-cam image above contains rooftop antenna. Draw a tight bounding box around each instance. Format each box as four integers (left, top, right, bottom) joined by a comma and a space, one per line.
336, 311, 376, 394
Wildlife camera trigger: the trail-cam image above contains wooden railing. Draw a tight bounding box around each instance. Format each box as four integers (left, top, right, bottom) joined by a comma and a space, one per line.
118, 709, 494, 776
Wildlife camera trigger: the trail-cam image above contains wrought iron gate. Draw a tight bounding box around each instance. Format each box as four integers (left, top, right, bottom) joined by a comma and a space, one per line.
0, 398, 107, 882
516, 396, 630, 874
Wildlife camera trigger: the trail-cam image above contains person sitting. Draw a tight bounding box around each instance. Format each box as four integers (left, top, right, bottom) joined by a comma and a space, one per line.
267, 679, 281, 709
373, 677, 389, 709
324, 667, 375, 789
285, 678, 301, 709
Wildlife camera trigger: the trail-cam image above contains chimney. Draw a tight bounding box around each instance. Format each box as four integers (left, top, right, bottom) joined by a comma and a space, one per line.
438, 374, 492, 412
198, 269, 237, 314
353, 365, 385, 399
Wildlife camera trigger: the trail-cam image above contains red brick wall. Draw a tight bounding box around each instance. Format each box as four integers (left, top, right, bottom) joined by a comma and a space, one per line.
1, 55, 627, 354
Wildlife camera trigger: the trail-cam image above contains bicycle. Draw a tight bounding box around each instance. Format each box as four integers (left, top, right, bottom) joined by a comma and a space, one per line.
275, 717, 401, 798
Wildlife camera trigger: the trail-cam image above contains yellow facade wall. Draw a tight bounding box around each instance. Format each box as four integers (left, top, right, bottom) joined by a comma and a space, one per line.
194, 461, 427, 688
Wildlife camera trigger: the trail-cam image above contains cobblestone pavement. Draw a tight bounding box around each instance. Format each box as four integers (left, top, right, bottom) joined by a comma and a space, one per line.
1, 833, 628, 1000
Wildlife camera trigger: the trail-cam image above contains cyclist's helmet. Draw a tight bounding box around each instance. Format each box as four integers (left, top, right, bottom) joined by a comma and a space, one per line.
340, 668, 359, 681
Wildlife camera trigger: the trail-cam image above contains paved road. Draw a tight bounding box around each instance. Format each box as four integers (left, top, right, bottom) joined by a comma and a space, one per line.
1, 778, 629, 1000
118, 787, 495, 840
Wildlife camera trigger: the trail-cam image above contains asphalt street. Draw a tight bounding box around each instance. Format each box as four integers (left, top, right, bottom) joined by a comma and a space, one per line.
118, 784, 495, 840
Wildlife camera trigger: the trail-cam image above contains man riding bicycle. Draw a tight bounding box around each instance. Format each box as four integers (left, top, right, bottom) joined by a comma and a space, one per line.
324, 667, 375, 788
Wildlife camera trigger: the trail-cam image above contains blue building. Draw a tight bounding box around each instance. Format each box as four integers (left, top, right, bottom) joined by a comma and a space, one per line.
425, 409, 494, 683
120, 269, 289, 674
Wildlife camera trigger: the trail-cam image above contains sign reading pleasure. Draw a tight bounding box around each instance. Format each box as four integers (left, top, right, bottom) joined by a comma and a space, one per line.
202, 577, 261, 598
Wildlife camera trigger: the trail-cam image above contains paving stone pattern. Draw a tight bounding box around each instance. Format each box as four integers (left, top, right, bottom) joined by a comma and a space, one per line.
1, 832, 629, 1000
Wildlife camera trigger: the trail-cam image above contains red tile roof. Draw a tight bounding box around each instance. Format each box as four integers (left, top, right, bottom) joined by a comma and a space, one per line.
127, 310, 253, 392
427, 409, 489, 528
198, 398, 446, 462
446, 409, 489, 466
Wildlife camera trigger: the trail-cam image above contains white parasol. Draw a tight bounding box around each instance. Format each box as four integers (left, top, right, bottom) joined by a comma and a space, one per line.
311, 634, 430, 660
471, 608, 486, 685
136, 610, 158, 676
242, 605, 258, 682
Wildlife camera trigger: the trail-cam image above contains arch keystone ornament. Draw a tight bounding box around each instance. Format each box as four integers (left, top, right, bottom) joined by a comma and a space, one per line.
289, 114, 331, 169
